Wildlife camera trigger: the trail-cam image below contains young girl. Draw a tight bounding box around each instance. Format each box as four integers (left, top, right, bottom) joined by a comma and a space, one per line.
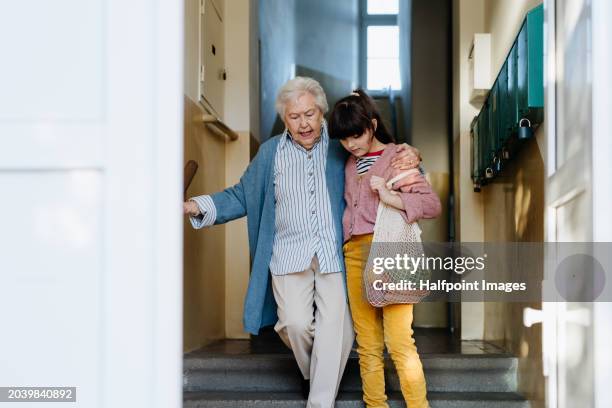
328, 89, 441, 408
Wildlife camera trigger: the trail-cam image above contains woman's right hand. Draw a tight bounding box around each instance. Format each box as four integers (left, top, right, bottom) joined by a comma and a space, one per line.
183, 200, 201, 217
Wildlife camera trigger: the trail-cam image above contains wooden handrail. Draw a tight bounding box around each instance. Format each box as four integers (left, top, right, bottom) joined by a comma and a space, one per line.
183, 160, 199, 200
200, 114, 239, 141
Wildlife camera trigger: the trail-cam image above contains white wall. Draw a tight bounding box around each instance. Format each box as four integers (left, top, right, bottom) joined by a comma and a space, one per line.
0, 1, 184, 407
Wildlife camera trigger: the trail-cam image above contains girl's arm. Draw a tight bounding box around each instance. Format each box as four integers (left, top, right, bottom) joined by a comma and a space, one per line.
395, 170, 441, 222
371, 170, 442, 223
370, 176, 405, 210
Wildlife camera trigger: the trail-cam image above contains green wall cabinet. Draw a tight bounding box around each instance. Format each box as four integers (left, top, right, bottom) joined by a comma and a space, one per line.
498, 61, 510, 148
508, 42, 519, 132
488, 81, 499, 176
517, 4, 544, 124
470, 116, 481, 190
470, 4, 544, 191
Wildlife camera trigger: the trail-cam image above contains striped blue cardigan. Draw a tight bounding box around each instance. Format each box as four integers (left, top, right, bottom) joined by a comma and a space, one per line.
210, 134, 349, 334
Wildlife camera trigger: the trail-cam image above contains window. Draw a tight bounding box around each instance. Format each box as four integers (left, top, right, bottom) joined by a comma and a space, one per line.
367, 0, 399, 15
361, 0, 401, 91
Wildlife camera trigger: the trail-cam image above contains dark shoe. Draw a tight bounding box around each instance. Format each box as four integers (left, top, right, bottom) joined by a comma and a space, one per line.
301, 378, 310, 400
295, 365, 309, 399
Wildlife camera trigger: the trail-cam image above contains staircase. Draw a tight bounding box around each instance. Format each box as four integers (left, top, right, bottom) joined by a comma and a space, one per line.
183, 329, 530, 408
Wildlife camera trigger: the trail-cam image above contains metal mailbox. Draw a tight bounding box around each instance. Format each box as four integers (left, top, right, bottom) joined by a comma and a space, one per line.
517, 5, 544, 125
507, 41, 519, 133
469, 4, 544, 191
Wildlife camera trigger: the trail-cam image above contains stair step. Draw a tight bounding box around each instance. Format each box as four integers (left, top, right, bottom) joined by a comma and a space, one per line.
184, 391, 530, 408
183, 353, 518, 393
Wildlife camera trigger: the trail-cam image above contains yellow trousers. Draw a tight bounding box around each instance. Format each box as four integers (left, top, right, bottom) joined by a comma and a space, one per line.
343, 233, 429, 408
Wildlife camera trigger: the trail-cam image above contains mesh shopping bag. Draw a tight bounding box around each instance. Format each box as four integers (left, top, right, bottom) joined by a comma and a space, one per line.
363, 170, 431, 307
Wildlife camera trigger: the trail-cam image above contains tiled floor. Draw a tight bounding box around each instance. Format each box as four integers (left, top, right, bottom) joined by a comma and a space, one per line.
189, 327, 508, 357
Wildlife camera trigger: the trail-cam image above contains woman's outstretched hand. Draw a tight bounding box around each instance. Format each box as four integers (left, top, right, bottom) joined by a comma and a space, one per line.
391, 144, 421, 170
183, 200, 201, 217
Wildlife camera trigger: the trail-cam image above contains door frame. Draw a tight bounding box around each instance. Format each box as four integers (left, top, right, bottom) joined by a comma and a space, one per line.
542, 1, 612, 407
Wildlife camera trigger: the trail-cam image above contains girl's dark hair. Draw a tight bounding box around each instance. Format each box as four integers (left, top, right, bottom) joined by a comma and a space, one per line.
328, 89, 395, 143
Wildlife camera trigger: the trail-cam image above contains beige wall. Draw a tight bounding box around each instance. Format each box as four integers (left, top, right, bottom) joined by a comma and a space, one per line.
453, 1, 545, 406
410, 0, 451, 328
183, 96, 227, 351
482, 3, 545, 407
183, 0, 255, 352
485, 0, 543, 74
453, 0, 486, 339
223, 133, 250, 340
481, 137, 544, 408
183, 100, 251, 352
221, 0, 254, 341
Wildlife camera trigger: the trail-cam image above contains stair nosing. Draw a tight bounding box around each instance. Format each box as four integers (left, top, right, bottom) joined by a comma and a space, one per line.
183, 353, 518, 371
184, 390, 528, 401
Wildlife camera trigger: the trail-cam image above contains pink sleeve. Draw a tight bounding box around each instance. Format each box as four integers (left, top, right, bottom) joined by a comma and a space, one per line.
389, 168, 442, 223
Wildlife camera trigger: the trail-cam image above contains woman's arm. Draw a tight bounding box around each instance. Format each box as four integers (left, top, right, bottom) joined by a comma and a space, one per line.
183, 144, 266, 228
184, 195, 217, 229
390, 143, 421, 170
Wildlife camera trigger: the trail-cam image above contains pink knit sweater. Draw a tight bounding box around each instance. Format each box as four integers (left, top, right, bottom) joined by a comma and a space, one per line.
342, 144, 442, 243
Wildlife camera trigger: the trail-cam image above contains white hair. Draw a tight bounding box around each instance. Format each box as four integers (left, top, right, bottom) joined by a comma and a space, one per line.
275, 76, 329, 118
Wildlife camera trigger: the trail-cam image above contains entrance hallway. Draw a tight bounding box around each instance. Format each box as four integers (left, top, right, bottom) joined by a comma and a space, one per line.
184, 328, 528, 407
181, 0, 612, 407
2, 0, 611, 408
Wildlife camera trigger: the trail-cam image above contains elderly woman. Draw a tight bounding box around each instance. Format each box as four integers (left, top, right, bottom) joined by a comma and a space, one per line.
184, 77, 420, 408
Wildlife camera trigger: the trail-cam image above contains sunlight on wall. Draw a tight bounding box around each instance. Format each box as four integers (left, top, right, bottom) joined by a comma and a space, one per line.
514, 169, 532, 238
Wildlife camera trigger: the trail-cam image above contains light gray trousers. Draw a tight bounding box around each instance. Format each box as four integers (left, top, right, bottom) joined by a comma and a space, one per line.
272, 256, 355, 408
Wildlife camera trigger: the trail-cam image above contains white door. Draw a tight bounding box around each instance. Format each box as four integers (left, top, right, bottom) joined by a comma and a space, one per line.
530, 0, 612, 407
0, 1, 183, 408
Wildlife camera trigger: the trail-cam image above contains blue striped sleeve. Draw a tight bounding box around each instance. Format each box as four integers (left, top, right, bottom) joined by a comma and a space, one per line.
188, 195, 216, 229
